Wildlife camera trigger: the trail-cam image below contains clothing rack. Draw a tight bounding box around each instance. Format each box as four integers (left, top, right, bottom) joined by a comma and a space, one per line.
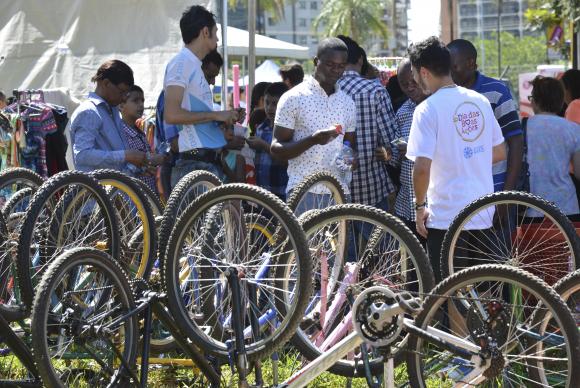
1, 89, 69, 177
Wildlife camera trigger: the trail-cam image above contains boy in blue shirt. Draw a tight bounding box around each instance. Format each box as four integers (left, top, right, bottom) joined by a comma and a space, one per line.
247, 82, 289, 200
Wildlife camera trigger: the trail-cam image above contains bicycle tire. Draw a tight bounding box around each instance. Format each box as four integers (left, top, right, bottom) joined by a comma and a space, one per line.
286, 171, 347, 214
0, 210, 20, 321
91, 169, 157, 280
16, 170, 120, 312
441, 191, 580, 285
293, 204, 434, 377
2, 187, 34, 217
407, 264, 580, 387
130, 176, 164, 216
152, 170, 221, 354
554, 269, 580, 302
158, 170, 221, 269
163, 184, 312, 362
0, 167, 44, 190
30, 247, 138, 388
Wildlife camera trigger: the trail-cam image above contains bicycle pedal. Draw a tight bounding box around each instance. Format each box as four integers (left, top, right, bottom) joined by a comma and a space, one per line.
396, 292, 422, 315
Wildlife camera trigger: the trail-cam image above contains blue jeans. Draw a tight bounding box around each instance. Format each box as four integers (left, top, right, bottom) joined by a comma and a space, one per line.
347, 197, 389, 262
170, 159, 225, 189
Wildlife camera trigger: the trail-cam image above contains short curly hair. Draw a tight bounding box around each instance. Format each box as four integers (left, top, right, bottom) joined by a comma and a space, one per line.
408, 36, 451, 77
530, 76, 564, 114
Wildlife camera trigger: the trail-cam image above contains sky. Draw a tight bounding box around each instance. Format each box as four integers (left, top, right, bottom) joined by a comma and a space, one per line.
408, 0, 441, 43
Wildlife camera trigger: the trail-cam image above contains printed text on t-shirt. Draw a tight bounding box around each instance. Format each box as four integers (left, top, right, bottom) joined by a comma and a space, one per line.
453, 102, 485, 142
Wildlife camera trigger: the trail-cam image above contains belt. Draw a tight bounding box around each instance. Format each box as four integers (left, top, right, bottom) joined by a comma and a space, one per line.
178, 148, 220, 163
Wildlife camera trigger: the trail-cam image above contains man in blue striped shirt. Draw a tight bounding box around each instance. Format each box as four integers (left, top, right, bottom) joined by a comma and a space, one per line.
448, 39, 524, 192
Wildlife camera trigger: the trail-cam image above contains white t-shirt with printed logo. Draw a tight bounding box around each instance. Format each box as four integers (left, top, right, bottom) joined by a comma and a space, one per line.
406, 85, 504, 230
274, 77, 356, 194
164, 47, 225, 151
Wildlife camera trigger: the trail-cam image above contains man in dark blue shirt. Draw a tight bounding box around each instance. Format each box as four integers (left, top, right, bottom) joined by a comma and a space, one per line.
448, 39, 524, 192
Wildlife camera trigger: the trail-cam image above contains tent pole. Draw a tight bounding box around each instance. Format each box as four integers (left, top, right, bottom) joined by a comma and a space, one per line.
221, 0, 228, 110
248, 0, 256, 112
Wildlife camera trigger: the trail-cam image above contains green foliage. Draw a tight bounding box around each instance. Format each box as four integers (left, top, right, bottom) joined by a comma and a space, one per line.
312, 0, 389, 44
527, 0, 580, 29
472, 32, 549, 96
229, 0, 292, 22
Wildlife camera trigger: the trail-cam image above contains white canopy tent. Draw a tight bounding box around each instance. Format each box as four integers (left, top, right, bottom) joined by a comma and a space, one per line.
0, 0, 307, 106
217, 26, 308, 60
215, 59, 282, 88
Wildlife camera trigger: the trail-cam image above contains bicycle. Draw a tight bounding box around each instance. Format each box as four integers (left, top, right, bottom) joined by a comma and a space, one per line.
441, 191, 580, 285
293, 204, 435, 381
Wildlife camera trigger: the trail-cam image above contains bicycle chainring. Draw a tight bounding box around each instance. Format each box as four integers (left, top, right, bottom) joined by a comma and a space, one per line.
352, 286, 403, 347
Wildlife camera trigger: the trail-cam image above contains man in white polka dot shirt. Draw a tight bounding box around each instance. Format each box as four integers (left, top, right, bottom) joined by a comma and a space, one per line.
271, 38, 356, 208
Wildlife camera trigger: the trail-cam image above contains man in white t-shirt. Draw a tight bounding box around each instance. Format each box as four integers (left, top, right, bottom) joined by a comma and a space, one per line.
406, 36, 506, 281
163, 5, 242, 187
271, 38, 356, 213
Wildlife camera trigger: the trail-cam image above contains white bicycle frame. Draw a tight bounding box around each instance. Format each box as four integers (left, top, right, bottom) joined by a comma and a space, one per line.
279, 287, 490, 388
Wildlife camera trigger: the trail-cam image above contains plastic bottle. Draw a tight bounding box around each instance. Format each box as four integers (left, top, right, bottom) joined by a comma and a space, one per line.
334, 141, 354, 186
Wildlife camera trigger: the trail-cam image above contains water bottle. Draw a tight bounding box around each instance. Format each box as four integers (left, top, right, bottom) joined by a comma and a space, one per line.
334, 141, 355, 187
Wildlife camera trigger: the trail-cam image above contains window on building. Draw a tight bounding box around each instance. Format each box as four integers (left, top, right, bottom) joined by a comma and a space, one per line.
501, 15, 521, 28
299, 36, 308, 45
483, 2, 498, 15
311, 1, 317, 9
503, 1, 520, 14
268, 17, 275, 26
311, 36, 319, 44
299, 18, 307, 27
459, 4, 477, 17
483, 16, 496, 29
299, 1, 306, 9
460, 17, 477, 30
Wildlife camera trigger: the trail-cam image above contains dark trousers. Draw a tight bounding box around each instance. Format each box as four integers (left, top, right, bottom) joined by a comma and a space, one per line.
426, 228, 447, 284
401, 218, 427, 248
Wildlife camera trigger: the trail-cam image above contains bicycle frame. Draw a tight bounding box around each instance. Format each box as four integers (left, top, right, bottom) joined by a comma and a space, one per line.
280, 287, 489, 388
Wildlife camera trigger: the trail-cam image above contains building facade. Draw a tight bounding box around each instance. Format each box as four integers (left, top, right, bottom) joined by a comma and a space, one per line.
263, 0, 410, 56
440, 0, 531, 43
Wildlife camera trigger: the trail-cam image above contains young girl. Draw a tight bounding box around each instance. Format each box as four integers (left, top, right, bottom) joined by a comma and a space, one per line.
119, 85, 166, 192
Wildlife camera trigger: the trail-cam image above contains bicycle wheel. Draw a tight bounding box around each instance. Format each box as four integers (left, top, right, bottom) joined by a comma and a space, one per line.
2, 187, 34, 217
91, 169, 157, 280
441, 191, 580, 285
286, 171, 347, 215
554, 269, 580, 325
407, 264, 580, 387
16, 170, 120, 311
293, 204, 435, 377
0, 210, 20, 321
130, 176, 163, 216
157, 170, 221, 267
0, 167, 43, 206
152, 171, 221, 354
31, 247, 138, 388
163, 184, 312, 362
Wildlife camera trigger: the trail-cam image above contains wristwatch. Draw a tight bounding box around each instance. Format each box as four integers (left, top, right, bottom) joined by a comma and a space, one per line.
414, 201, 427, 211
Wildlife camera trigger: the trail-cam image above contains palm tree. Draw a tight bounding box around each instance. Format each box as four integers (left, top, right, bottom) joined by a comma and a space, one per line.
313, 0, 389, 44
229, 0, 292, 22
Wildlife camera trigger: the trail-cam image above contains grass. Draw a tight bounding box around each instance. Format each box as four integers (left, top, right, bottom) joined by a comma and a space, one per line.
0, 342, 411, 387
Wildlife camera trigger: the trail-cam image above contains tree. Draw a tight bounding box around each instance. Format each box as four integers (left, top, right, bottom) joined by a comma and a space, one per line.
526, 0, 580, 29
312, 0, 389, 44
472, 31, 550, 98
228, 0, 292, 23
